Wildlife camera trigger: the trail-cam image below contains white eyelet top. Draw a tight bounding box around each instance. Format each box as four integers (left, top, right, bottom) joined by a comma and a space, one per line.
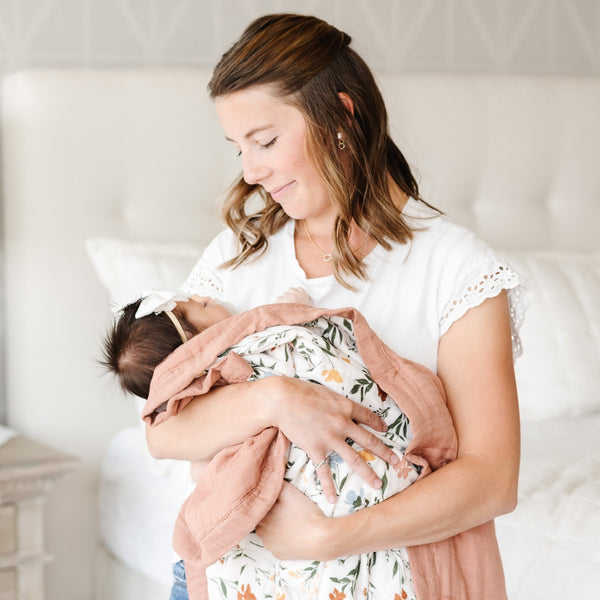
182, 198, 529, 373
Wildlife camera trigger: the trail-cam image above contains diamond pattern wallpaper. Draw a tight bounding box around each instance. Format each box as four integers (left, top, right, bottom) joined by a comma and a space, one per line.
0, 0, 597, 74
0, 0, 599, 421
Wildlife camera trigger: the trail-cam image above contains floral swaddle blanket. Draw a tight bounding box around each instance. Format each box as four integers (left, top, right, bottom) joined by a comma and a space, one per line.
204, 316, 420, 600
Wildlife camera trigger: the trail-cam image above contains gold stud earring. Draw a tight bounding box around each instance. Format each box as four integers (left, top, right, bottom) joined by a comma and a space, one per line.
337, 132, 346, 150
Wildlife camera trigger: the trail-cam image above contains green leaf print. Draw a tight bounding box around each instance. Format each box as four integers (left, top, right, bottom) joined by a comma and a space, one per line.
300, 560, 321, 582
322, 322, 341, 345
381, 471, 388, 496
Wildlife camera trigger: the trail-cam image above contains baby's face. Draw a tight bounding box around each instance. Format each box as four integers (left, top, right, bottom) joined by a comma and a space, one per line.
178, 296, 233, 330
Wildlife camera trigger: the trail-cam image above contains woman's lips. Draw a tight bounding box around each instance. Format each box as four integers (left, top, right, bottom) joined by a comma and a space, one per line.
269, 181, 295, 202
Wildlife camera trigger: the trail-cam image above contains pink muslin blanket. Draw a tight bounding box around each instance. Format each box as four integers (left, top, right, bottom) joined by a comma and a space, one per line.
144, 303, 507, 600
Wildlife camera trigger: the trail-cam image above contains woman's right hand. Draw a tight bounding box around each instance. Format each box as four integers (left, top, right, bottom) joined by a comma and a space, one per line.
146, 374, 398, 502
258, 376, 399, 503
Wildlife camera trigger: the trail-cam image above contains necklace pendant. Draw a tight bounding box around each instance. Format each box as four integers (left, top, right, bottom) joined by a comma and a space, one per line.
323, 253, 333, 262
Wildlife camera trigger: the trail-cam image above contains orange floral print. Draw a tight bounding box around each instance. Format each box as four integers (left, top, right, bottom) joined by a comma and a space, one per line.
322, 369, 343, 383
329, 589, 346, 600
358, 449, 375, 462
394, 590, 408, 600
276, 594, 286, 600
238, 584, 257, 600
394, 456, 413, 479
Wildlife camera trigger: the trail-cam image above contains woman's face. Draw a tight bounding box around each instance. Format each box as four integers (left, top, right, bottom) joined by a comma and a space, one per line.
215, 86, 335, 222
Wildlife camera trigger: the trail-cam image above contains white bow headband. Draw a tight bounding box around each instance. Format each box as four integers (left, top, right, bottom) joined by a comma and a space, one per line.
135, 289, 189, 344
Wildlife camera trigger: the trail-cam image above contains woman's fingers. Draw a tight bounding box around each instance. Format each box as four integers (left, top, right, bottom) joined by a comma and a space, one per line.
351, 401, 388, 432
265, 377, 399, 491
313, 461, 337, 503
313, 421, 400, 495
347, 423, 399, 468
334, 443, 384, 490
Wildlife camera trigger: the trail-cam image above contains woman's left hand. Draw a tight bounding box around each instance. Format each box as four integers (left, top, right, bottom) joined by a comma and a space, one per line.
255, 482, 333, 561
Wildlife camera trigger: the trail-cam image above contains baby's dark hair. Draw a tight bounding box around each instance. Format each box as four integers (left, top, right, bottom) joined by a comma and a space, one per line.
101, 298, 199, 399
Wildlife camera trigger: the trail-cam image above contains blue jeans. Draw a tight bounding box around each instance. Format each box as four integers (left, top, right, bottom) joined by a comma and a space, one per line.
169, 560, 189, 600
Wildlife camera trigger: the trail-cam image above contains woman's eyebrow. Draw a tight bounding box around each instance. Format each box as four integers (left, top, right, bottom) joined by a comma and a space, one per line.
225, 125, 274, 142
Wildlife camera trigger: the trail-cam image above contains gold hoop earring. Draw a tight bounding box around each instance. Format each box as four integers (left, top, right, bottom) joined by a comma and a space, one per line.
337, 132, 346, 150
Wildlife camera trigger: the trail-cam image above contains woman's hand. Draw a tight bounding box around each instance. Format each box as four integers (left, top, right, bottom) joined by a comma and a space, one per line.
256, 482, 332, 561
261, 293, 521, 560
258, 376, 399, 502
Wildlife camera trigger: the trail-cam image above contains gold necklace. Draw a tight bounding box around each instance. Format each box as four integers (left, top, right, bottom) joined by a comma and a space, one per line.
302, 220, 370, 262
303, 219, 333, 262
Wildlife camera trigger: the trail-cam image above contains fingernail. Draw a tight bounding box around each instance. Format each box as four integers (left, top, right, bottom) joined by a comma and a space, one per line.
373, 478, 382, 489
390, 453, 399, 465
328, 495, 337, 504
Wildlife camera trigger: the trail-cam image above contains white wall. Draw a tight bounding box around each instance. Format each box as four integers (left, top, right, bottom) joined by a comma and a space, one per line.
1, 1, 599, 599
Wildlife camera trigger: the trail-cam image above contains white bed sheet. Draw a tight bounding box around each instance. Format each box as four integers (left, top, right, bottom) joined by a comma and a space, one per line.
496, 413, 600, 599
98, 426, 193, 586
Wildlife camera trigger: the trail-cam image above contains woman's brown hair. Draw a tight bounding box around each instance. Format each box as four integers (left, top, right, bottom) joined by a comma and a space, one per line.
209, 13, 426, 288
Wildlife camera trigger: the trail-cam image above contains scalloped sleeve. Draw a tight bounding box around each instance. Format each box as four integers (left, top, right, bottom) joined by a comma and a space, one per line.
438, 254, 530, 360
180, 258, 224, 299
179, 229, 235, 299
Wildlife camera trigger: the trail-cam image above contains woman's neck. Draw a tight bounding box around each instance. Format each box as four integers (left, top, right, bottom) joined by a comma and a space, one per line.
293, 174, 408, 279
293, 217, 378, 279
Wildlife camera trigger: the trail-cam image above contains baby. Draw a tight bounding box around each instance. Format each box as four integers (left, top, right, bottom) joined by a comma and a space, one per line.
102, 286, 424, 600
102, 287, 311, 399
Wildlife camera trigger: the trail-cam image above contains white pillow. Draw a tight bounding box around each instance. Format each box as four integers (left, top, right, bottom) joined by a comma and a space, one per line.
506, 251, 600, 422
87, 237, 204, 474
85, 237, 204, 311
86, 236, 205, 409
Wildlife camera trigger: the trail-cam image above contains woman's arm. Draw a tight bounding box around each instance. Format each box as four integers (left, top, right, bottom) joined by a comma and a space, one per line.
145, 374, 399, 497
256, 291, 521, 559
145, 380, 272, 462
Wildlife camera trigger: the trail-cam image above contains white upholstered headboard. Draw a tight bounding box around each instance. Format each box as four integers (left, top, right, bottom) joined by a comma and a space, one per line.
2, 68, 599, 592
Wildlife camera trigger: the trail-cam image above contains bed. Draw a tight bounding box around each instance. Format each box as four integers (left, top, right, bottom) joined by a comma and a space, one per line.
2, 69, 599, 599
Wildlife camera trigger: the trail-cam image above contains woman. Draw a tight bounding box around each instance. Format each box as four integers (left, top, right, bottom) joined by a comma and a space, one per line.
147, 13, 525, 600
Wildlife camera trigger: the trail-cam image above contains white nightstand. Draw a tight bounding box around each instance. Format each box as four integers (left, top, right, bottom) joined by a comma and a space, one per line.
0, 436, 78, 600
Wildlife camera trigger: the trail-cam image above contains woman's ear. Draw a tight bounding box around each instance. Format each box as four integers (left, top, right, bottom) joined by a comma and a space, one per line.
338, 92, 355, 117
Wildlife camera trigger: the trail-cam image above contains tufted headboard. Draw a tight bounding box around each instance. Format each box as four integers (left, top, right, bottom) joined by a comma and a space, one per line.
2, 69, 599, 593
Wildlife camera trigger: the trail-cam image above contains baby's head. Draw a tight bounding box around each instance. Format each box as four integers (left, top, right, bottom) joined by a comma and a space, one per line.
102, 291, 232, 398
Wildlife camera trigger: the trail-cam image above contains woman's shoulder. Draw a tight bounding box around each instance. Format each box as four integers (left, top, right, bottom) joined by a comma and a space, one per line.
179, 228, 235, 298
181, 222, 294, 301
400, 198, 516, 305
400, 198, 494, 268
203, 221, 293, 265
402, 200, 526, 348
202, 227, 239, 264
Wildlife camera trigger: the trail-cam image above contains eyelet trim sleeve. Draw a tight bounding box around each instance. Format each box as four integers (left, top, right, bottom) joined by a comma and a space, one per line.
180, 259, 224, 299
439, 262, 530, 359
